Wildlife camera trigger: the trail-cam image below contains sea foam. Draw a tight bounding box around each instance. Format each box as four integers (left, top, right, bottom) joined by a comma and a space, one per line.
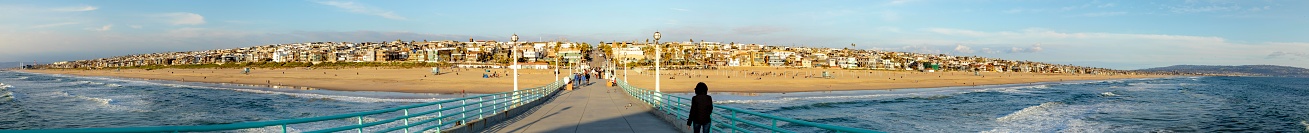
0, 91, 12, 102
1100, 92, 1118, 97
986, 101, 1130, 133
1301, 120, 1308, 132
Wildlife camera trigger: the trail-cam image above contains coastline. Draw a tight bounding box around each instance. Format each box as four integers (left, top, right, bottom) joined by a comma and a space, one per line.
20, 67, 1168, 94
20, 68, 564, 94
620, 67, 1169, 93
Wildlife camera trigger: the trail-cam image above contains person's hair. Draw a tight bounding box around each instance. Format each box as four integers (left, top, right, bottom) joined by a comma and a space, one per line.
695, 82, 708, 95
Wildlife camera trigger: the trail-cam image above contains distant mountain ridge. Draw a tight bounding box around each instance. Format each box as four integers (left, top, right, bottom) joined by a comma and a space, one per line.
1138, 65, 1309, 77
0, 62, 24, 68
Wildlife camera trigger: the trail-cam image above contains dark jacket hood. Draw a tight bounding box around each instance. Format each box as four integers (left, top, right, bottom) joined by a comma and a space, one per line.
694, 82, 707, 95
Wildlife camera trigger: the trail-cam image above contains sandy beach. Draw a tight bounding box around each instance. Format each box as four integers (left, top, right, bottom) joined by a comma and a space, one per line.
23, 68, 566, 93
23, 67, 1166, 94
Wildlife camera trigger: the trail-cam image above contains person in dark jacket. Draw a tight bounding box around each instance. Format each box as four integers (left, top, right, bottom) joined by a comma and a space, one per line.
687, 82, 713, 133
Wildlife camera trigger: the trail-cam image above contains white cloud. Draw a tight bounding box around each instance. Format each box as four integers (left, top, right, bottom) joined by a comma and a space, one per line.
31, 22, 79, 28
732, 25, 790, 35
665, 19, 680, 25
316, 1, 407, 20
903, 27, 1309, 68
887, 0, 914, 5
981, 48, 1000, 54
1082, 11, 1127, 17
1098, 3, 1116, 8
898, 45, 942, 54
162, 12, 206, 25
1009, 44, 1042, 53
1005, 2, 1115, 14
954, 45, 974, 53
1266, 51, 1309, 60
927, 28, 989, 36
880, 11, 901, 21
1248, 6, 1271, 12
52, 6, 97, 12
1003, 8, 1025, 14
877, 27, 902, 33
1060, 5, 1083, 11
1167, 5, 1243, 13
87, 24, 112, 31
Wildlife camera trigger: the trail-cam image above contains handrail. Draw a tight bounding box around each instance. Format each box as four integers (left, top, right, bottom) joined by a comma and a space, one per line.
615, 80, 882, 133
0, 77, 571, 133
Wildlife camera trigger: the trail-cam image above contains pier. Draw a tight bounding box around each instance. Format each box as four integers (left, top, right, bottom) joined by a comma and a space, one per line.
481, 81, 679, 133
0, 50, 879, 133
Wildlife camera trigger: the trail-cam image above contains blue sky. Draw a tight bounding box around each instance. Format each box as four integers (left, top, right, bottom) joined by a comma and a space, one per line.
1, 0, 1307, 69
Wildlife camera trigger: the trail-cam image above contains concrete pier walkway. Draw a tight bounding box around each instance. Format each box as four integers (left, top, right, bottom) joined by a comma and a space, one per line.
480, 81, 680, 133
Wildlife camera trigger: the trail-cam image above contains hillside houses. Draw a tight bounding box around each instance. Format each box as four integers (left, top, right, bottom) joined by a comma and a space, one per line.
42, 38, 1131, 75
43, 40, 589, 70
596, 40, 1130, 75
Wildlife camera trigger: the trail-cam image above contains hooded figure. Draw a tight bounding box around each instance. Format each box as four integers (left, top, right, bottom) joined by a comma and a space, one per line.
687, 82, 713, 133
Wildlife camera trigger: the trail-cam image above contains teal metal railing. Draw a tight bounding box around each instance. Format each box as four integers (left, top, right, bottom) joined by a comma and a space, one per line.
616, 80, 882, 133
1, 77, 571, 133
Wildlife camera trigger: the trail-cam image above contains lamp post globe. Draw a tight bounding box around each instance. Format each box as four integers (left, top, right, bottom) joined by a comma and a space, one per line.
511, 34, 519, 42
653, 32, 661, 40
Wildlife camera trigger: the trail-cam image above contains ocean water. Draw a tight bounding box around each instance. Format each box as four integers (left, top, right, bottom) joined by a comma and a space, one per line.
0, 71, 465, 130
688, 76, 1309, 132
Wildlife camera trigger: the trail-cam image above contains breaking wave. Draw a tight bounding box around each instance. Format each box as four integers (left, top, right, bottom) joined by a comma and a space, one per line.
48, 74, 449, 103
994, 102, 1065, 122
1100, 92, 1118, 97
0, 91, 11, 102
1302, 120, 1308, 132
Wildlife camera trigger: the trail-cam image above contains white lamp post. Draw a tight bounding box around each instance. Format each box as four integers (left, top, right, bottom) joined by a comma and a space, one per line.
654, 32, 661, 92
512, 34, 519, 91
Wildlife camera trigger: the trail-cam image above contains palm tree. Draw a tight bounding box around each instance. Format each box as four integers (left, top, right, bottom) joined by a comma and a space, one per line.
641, 46, 654, 66
455, 46, 467, 62
551, 43, 562, 66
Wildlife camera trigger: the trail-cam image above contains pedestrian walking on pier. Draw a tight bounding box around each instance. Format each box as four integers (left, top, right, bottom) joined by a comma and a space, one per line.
687, 82, 713, 133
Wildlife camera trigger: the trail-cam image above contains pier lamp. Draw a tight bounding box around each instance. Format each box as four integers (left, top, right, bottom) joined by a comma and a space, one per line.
654, 32, 661, 92
512, 34, 519, 91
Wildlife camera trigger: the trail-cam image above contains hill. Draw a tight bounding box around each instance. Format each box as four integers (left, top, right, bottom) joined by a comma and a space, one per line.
0, 62, 25, 68
1138, 65, 1309, 77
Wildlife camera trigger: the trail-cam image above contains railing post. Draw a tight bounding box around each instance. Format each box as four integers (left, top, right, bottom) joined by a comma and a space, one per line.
731, 111, 737, 133
675, 95, 683, 116
356, 116, 364, 133
479, 96, 485, 119
771, 119, 778, 133
281, 124, 287, 133
437, 104, 444, 131
461, 99, 467, 124
504, 93, 510, 111
403, 109, 410, 133
664, 94, 672, 115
